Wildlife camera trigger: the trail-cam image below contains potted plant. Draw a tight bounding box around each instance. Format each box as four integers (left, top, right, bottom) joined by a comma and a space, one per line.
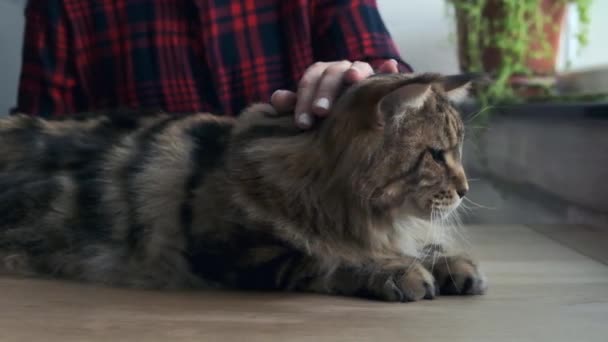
448, 0, 592, 108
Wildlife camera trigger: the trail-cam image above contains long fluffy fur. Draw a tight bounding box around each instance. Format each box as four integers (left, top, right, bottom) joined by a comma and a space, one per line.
0, 73, 486, 301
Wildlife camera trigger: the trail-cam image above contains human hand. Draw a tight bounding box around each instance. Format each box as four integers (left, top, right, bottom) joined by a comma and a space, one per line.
271, 59, 400, 129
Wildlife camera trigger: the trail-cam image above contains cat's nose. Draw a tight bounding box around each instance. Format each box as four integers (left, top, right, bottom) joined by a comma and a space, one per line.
457, 185, 468, 198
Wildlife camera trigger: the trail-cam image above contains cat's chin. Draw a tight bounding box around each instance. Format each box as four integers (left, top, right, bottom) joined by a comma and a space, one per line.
400, 199, 462, 221
429, 199, 462, 221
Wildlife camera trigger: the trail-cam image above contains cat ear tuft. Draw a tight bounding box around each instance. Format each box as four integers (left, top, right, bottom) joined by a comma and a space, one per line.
440, 73, 489, 103
379, 83, 432, 117
352, 78, 431, 130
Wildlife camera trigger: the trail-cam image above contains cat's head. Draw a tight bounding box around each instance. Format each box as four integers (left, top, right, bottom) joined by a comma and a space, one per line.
320, 73, 480, 221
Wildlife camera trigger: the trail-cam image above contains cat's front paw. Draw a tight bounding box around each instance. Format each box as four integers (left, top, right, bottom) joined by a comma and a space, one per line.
373, 262, 437, 302
432, 255, 487, 296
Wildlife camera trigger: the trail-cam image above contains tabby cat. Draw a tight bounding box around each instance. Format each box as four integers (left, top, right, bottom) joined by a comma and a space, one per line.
0, 73, 486, 302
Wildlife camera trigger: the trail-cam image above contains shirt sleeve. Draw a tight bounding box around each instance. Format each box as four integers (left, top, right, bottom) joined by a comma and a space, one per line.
15, 0, 82, 116
311, 0, 413, 73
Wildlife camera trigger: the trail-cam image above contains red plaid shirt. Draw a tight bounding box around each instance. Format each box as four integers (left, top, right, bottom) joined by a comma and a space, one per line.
16, 0, 412, 117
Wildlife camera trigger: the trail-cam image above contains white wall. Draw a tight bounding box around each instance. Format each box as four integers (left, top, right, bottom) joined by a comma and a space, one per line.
0, 0, 606, 114
378, 0, 460, 74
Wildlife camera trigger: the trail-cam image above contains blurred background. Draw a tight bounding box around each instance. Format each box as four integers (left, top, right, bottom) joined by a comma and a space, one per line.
0, 0, 606, 228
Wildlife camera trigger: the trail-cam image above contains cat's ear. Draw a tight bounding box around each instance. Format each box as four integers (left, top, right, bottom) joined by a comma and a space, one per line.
377, 83, 432, 123
439, 73, 488, 103
352, 79, 430, 130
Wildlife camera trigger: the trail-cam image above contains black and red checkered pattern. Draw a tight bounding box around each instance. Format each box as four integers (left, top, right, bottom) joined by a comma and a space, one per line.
16, 0, 411, 117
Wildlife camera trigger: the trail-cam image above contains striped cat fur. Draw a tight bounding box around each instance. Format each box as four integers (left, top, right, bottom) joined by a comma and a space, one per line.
0, 73, 486, 302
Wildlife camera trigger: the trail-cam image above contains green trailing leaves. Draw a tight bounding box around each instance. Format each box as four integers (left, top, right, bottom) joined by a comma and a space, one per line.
449, 0, 592, 121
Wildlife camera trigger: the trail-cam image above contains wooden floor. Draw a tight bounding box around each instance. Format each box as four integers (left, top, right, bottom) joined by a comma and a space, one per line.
1, 224, 608, 342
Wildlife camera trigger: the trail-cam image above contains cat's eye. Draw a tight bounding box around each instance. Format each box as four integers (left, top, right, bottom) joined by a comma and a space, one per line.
429, 148, 445, 163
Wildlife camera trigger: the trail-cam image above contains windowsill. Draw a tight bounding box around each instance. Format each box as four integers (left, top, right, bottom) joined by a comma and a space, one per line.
461, 100, 608, 228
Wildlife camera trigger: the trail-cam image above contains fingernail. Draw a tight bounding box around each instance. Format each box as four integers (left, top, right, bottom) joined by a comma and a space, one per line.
314, 97, 330, 111
297, 113, 313, 128
271, 89, 287, 99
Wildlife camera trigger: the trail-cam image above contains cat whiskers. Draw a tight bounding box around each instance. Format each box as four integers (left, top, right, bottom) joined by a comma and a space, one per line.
441, 206, 468, 292
405, 210, 436, 276
462, 196, 496, 210
445, 204, 471, 249
465, 105, 493, 125
443, 253, 458, 294
457, 201, 474, 216
429, 208, 439, 272
429, 207, 448, 273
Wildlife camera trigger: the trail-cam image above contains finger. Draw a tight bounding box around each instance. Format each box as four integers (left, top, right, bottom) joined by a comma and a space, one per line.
377, 59, 399, 74
270, 90, 297, 112
294, 62, 326, 129
311, 61, 352, 116
344, 61, 375, 84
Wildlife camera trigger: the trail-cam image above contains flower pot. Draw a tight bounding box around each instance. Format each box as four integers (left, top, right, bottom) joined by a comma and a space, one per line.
455, 0, 567, 76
